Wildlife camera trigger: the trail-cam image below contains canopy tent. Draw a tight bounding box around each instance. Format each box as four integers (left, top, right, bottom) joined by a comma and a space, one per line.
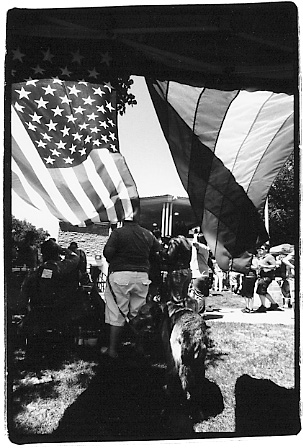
270, 243, 295, 256
6, 3, 298, 272
6, 3, 297, 93
139, 195, 198, 235
59, 195, 197, 236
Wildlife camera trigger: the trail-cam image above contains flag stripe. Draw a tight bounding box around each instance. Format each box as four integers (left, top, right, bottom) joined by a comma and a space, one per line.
231, 93, 294, 195
73, 156, 118, 223
247, 113, 294, 208
194, 89, 240, 152
113, 152, 140, 220
207, 90, 273, 165
12, 166, 42, 212
57, 166, 104, 220
11, 170, 40, 211
12, 157, 61, 218
91, 149, 136, 219
12, 137, 68, 220
46, 167, 91, 223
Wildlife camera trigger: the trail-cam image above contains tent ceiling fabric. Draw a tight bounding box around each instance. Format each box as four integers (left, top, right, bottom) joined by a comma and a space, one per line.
7, 3, 298, 93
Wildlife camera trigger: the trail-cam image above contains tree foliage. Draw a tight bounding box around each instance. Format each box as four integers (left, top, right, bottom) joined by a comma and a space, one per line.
267, 152, 296, 246
11, 216, 50, 265
116, 77, 137, 115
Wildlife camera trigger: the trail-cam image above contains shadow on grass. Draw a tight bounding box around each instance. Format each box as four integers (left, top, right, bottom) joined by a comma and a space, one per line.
235, 374, 301, 437
8, 345, 225, 443
8, 316, 226, 443
49, 357, 224, 443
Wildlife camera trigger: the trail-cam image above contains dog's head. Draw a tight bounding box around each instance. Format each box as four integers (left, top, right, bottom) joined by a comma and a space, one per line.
131, 299, 165, 336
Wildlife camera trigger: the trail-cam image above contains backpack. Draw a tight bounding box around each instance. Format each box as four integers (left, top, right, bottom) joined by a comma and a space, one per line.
35, 261, 62, 307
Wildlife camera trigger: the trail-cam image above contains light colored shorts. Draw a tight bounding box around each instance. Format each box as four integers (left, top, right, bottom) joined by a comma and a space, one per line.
105, 271, 151, 327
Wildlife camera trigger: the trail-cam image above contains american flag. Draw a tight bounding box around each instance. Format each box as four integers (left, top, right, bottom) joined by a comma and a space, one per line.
10, 43, 139, 226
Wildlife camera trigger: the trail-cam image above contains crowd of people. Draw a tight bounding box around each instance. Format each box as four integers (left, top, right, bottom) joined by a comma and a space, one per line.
15, 224, 296, 360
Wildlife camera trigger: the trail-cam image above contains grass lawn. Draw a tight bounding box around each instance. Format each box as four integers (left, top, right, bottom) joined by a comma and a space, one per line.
6, 291, 299, 442
195, 320, 296, 433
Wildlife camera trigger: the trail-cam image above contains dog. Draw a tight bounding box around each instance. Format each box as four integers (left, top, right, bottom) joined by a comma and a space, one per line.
129, 297, 166, 358
162, 299, 209, 422
131, 296, 210, 425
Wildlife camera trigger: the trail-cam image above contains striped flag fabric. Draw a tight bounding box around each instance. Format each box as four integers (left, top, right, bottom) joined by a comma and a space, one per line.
10, 45, 139, 226
147, 80, 294, 272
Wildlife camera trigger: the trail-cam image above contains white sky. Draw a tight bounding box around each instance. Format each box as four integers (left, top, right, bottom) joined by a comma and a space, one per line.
11, 76, 187, 237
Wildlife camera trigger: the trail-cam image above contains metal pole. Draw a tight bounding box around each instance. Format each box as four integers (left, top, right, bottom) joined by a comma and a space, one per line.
264, 197, 269, 235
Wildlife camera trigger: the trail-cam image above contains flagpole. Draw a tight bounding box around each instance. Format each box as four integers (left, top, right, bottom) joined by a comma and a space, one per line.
264, 197, 269, 236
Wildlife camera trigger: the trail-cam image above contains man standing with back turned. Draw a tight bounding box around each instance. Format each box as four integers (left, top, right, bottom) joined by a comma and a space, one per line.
101, 219, 162, 359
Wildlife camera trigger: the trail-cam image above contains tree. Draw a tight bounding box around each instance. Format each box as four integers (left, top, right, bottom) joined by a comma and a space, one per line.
11, 216, 50, 266
267, 152, 296, 246
116, 77, 137, 115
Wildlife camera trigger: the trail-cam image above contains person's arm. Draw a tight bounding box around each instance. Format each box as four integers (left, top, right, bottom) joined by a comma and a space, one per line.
150, 236, 163, 257
103, 231, 118, 263
20, 271, 38, 311
282, 252, 295, 269
60, 248, 80, 274
166, 238, 178, 259
258, 254, 276, 269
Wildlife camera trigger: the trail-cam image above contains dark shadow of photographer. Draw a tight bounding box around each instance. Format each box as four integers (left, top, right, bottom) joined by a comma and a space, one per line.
235, 374, 301, 437
52, 356, 169, 442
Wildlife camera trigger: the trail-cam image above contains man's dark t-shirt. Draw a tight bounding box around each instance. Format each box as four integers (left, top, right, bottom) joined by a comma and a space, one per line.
103, 221, 162, 273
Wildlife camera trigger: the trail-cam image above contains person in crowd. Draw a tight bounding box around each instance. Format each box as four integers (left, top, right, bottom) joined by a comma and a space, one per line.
241, 253, 259, 313
19, 239, 80, 335
222, 270, 230, 291
68, 241, 87, 273
68, 241, 89, 285
282, 250, 295, 310
101, 218, 162, 359
208, 253, 214, 290
147, 229, 164, 301
164, 229, 192, 305
190, 232, 213, 313
275, 254, 292, 308
254, 243, 282, 313
229, 271, 242, 294
212, 257, 224, 293
16, 230, 40, 270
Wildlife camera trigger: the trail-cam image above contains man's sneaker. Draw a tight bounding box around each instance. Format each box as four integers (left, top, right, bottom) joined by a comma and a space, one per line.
268, 303, 283, 311
241, 308, 252, 313
253, 305, 267, 313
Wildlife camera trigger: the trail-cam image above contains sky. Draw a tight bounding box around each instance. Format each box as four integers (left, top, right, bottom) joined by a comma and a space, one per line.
11, 75, 187, 237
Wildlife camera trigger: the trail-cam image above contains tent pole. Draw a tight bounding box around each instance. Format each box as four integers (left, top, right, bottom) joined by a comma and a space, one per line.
168, 201, 173, 237
264, 197, 269, 236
